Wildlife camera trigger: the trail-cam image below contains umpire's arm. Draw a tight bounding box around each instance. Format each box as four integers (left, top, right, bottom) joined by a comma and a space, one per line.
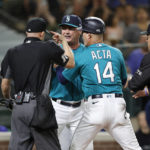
128, 55, 150, 92
128, 67, 150, 92
1, 78, 11, 99
1, 50, 12, 99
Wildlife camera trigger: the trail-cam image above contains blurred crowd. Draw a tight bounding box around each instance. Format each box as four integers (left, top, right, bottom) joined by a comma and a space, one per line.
0, 0, 150, 45
0, 0, 150, 149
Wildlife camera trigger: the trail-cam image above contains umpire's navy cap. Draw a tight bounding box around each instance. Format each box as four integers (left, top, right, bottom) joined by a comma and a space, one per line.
26, 17, 47, 33
59, 15, 82, 29
140, 24, 150, 35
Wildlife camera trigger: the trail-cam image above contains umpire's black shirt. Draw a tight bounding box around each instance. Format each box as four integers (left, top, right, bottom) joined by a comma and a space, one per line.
1, 37, 68, 95
128, 52, 150, 92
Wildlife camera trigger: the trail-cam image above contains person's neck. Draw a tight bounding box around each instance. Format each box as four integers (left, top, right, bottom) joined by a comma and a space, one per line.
27, 36, 40, 39
69, 42, 80, 50
27, 35, 41, 40
90, 39, 103, 45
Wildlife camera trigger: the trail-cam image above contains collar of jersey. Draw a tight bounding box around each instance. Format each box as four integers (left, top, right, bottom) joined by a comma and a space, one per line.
24, 37, 41, 43
60, 43, 84, 52
87, 43, 106, 48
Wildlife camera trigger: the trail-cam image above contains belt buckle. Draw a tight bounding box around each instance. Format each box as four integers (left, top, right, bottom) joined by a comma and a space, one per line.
106, 94, 113, 98
56, 99, 61, 104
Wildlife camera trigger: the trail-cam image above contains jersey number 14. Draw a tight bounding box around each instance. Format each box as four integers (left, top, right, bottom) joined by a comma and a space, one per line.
94, 62, 115, 83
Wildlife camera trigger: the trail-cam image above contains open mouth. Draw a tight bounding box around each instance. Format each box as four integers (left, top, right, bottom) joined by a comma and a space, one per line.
64, 35, 71, 39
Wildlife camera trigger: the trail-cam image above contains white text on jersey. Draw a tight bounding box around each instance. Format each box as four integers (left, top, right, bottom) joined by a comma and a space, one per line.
91, 50, 111, 60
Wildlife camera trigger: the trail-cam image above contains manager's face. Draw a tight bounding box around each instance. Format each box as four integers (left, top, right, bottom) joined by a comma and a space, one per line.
61, 25, 81, 46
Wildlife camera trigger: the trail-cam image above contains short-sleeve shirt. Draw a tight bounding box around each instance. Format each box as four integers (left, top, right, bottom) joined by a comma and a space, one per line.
63, 43, 127, 98
1, 37, 68, 95
50, 44, 84, 101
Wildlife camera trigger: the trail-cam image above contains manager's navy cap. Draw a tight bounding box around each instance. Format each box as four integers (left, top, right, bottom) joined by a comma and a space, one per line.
140, 24, 150, 35
26, 17, 47, 33
59, 15, 82, 29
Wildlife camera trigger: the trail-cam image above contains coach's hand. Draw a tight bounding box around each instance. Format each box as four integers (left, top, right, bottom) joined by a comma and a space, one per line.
50, 31, 65, 44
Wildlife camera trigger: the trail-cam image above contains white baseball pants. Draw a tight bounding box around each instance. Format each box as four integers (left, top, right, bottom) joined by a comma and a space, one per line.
70, 94, 142, 150
52, 100, 93, 150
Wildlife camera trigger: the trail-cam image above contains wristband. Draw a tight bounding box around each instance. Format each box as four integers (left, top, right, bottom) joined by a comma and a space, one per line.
144, 88, 149, 96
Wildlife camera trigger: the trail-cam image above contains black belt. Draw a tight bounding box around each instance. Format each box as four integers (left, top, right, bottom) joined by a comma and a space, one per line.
52, 98, 81, 108
91, 93, 123, 99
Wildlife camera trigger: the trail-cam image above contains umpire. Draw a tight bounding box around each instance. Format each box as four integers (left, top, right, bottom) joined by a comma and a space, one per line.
128, 24, 150, 127
128, 24, 150, 93
0, 17, 74, 150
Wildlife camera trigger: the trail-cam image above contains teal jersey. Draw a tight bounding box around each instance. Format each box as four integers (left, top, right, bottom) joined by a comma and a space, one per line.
50, 44, 84, 101
63, 43, 127, 98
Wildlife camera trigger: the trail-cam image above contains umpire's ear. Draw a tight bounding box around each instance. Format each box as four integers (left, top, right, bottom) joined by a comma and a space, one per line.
40, 31, 45, 40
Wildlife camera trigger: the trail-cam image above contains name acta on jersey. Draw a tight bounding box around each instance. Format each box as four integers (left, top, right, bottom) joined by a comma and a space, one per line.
91, 50, 111, 60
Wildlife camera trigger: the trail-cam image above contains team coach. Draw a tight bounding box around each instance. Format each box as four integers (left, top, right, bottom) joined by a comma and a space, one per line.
0, 17, 74, 150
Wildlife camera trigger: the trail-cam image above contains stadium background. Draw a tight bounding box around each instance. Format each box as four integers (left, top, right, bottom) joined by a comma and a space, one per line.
0, 0, 150, 149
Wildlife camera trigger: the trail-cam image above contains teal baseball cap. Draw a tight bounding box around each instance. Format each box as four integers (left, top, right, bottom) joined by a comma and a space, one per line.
59, 15, 82, 29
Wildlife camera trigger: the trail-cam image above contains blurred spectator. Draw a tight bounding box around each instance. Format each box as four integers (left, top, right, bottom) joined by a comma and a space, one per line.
81, 0, 111, 42
58, 0, 74, 15
0, 0, 3, 7
126, 36, 148, 74
48, 0, 63, 23
3, 0, 26, 19
127, 48, 144, 74
105, 13, 123, 45
87, 0, 107, 16
136, 7, 150, 32
123, 5, 136, 43
126, 0, 150, 8
124, 4, 135, 27
107, 0, 126, 10
124, 6, 149, 43
24, 0, 56, 28
2, 0, 57, 29
73, 0, 111, 20
0, 125, 8, 132
136, 111, 150, 150
107, 0, 149, 9
115, 5, 126, 27
36, 0, 56, 26
72, 0, 89, 18
56, 0, 66, 14
82, 0, 111, 25
23, 0, 36, 18
91, 6, 111, 24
